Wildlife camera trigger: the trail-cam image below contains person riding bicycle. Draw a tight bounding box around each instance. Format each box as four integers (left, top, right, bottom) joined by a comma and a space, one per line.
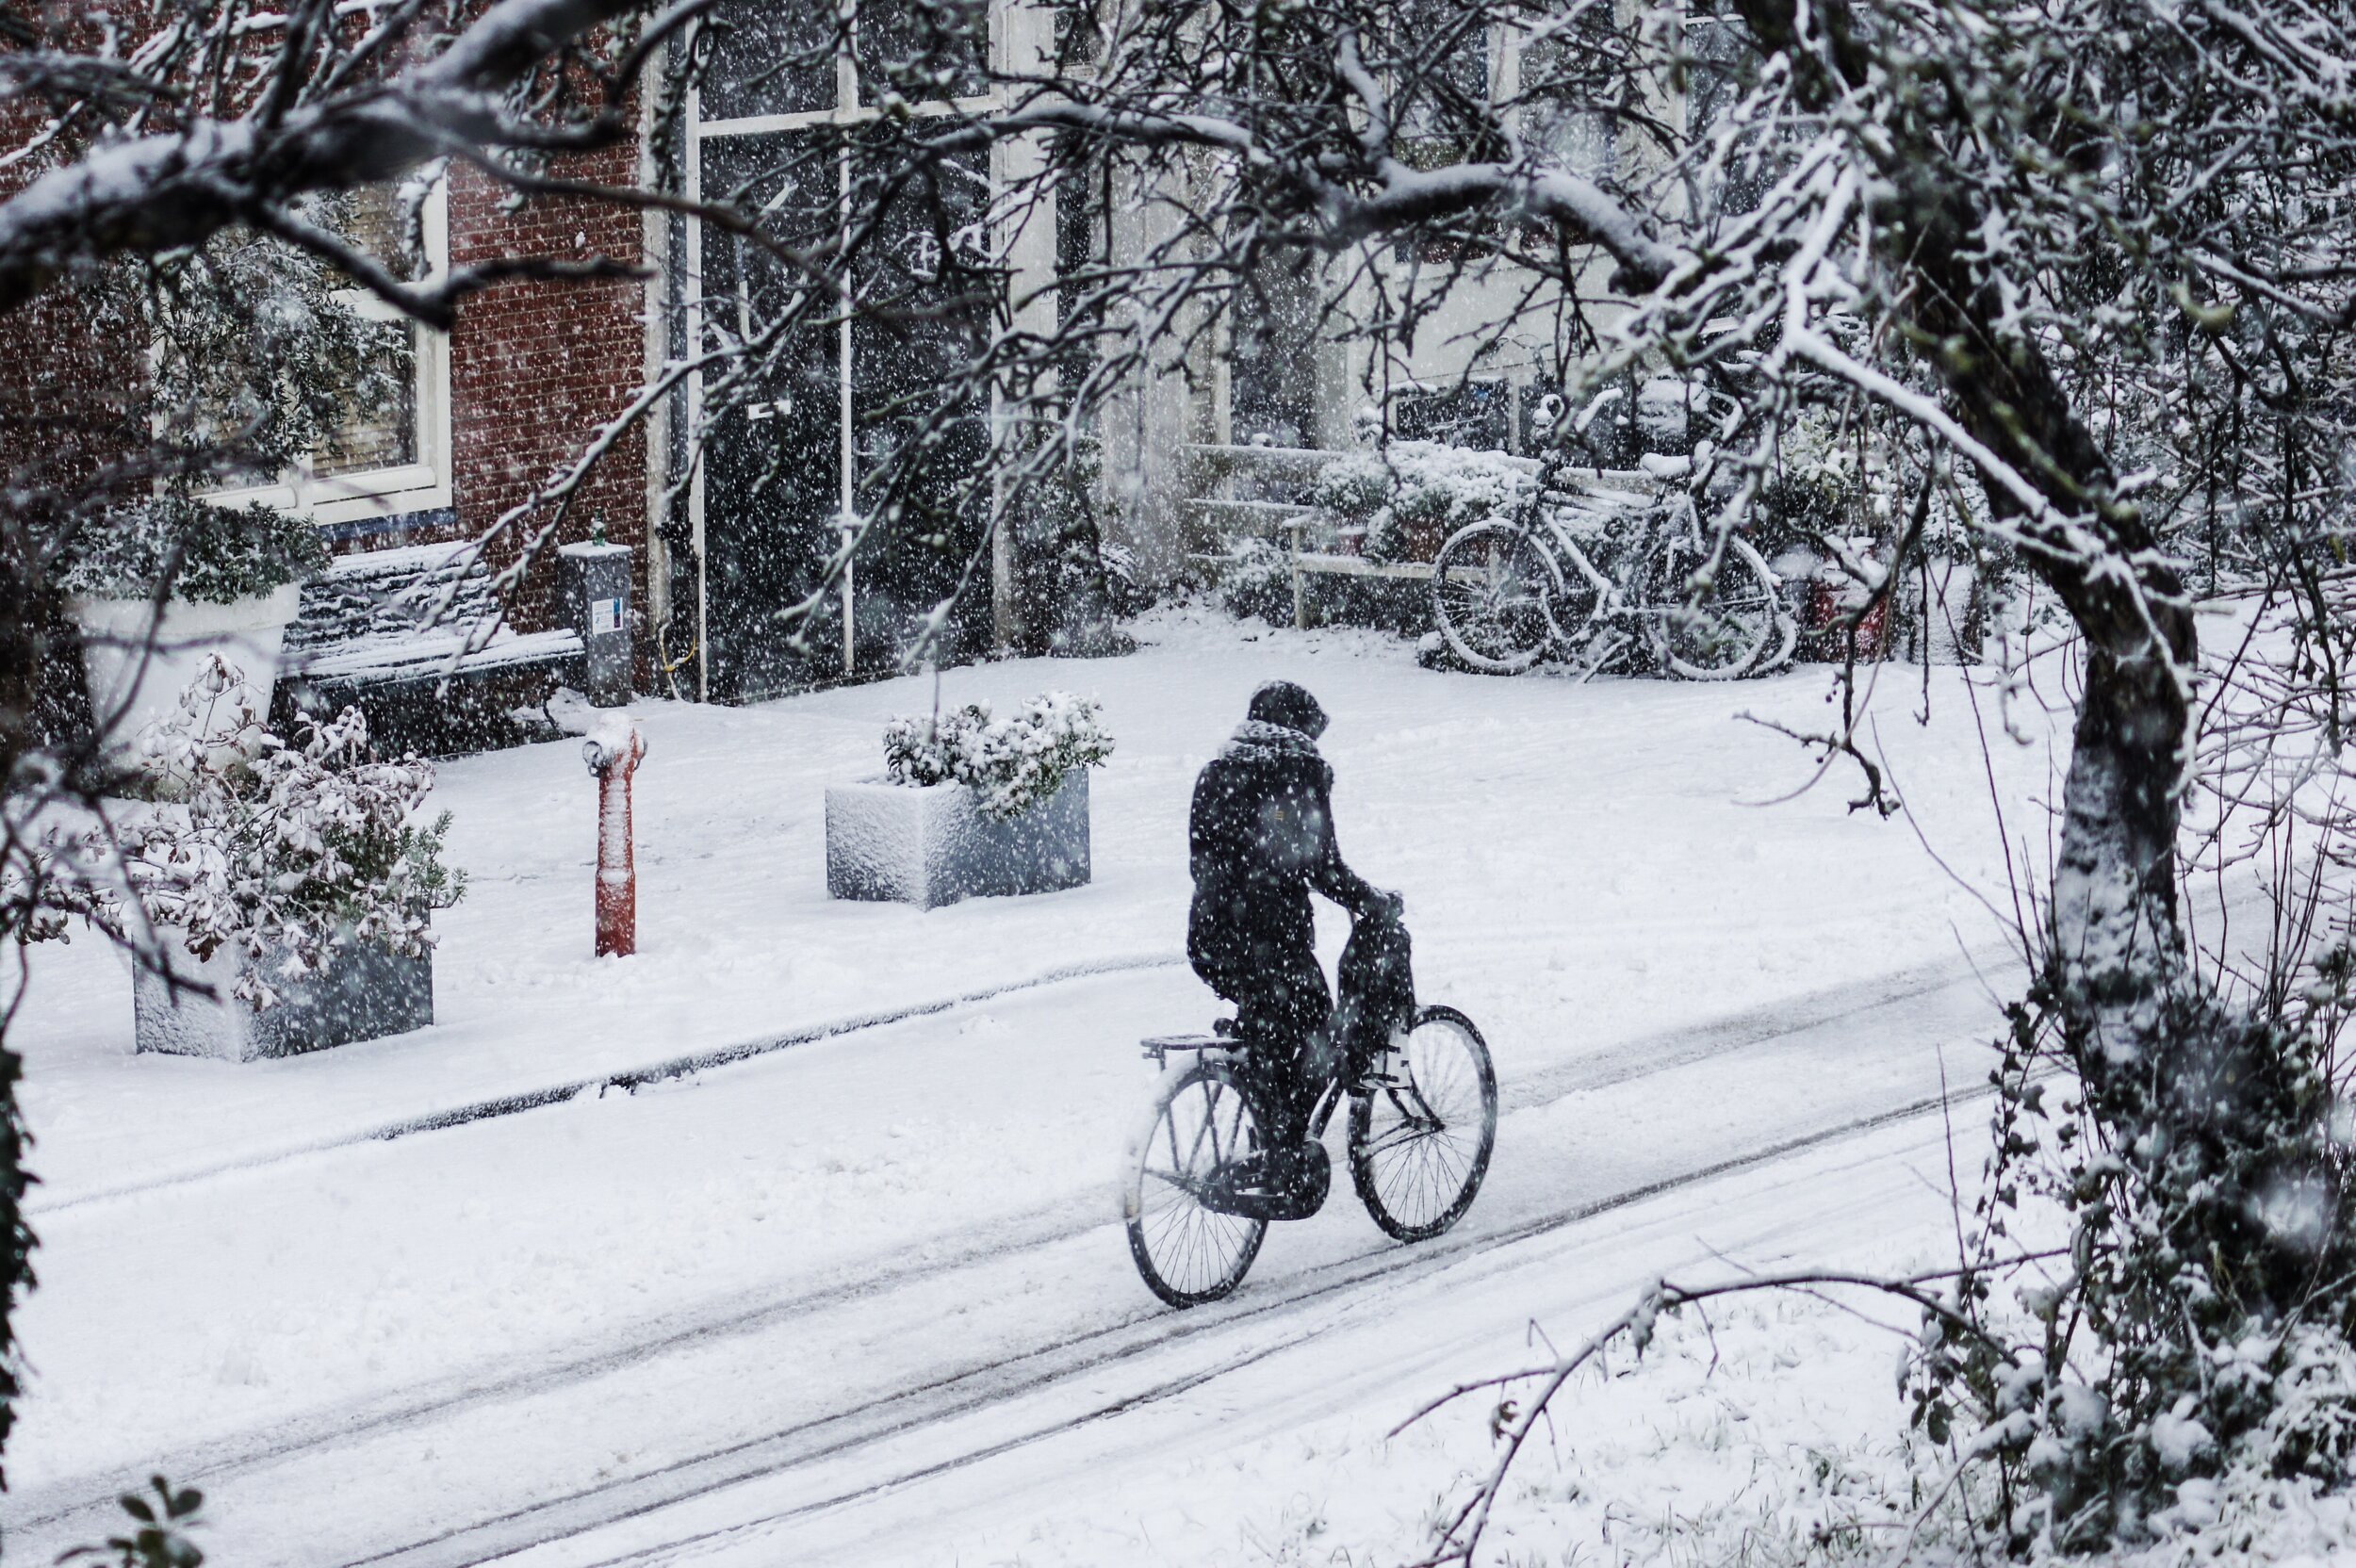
1188, 680, 1401, 1197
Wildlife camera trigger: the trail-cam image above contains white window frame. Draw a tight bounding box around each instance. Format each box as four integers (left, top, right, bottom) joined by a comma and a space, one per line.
207, 177, 454, 526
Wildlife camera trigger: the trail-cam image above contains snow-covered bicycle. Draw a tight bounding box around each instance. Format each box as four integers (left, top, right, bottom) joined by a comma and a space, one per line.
1122, 1004, 1497, 1308
1430, 465, 1796, 678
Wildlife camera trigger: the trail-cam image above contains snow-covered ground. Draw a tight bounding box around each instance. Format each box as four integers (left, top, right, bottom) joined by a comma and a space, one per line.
3, 608, 2118, 1562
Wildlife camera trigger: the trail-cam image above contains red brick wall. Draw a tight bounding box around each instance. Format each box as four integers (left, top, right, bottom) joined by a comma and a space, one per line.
445, 143, 650, 643
0, 92, 147, 507
0, 13, 659, 683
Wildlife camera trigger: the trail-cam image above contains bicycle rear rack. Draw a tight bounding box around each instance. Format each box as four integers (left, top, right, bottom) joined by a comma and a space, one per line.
1138, 1034, 1230, 1068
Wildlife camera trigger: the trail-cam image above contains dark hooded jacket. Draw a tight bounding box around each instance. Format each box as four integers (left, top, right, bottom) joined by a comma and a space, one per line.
1186, 717, 1380, 994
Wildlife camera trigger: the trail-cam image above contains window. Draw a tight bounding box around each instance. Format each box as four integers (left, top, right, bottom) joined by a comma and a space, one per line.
207, 177, 452, 526
1390, 379, 1516, 450
695, 0, 990, 130
1396, 2, 1497, 158
1515, 19, 1622, 184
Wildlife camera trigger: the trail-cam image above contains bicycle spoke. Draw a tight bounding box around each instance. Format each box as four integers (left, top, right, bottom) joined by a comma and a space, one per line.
1433, 526, 1558, 671
1352, 1013, 1494, 1237
1357, 1119, 1436, 1159
1129, 1069, 1270, 1303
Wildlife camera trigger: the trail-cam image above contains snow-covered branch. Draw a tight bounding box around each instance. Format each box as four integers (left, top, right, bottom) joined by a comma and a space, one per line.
0, 0, 663, 318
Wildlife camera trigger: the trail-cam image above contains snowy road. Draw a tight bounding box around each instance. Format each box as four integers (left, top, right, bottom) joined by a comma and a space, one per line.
2, 942, 2011, 1565
5, 615, 2133, 1563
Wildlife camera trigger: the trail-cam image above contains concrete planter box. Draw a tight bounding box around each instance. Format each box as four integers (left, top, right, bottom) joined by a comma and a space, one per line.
70, 585, 303, 769
826, 771, 1091, 909
133, 928, 434, 1061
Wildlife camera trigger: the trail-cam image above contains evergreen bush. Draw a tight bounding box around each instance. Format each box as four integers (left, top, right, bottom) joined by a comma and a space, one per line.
57, 495, 329, 605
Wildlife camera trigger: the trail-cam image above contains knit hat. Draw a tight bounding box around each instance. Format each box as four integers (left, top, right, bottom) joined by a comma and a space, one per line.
1247, 679, 1330, 739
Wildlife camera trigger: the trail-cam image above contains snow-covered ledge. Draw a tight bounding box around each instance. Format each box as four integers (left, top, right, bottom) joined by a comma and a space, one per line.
826, 772, 1091, 910
133, 929, 434, 1061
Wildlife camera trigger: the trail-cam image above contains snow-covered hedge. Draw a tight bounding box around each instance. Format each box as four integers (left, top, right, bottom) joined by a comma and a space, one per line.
1312, 439, 1534, 561
883, 692, 1113, 821
1216, 536, 1295, 623
57, 493, 329, 604
109, 657, 464, 1007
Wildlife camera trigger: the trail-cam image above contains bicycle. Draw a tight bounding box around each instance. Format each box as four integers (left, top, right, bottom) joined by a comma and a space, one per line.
1430, 458, 1797, 679
1122, 1004, 1498, 1308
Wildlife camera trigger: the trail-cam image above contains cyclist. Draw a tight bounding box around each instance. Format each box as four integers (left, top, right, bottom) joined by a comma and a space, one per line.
1187, 679, 1399, 1199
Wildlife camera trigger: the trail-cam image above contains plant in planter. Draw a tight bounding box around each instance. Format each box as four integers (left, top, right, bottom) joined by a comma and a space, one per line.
103, 656, 463, 1058
60, 494, 331, 773
1311, 439, 1533, 564
828, 693, 1113, 907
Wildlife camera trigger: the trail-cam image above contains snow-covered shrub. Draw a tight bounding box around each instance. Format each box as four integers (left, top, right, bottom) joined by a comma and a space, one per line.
107, 657, 464, 1007
1216, 536, 1295, 624
57, 493, 328, 604
1899, 972, 2356, 1554
1099, 541, 1150, 617
1312, 440, 1533, 561
1, 775, 116, 949
1758, 413, 1867, 544
882, 691, 1113, 819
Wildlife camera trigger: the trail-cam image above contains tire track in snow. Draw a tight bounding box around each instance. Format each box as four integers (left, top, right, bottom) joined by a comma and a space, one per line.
4, 942, 2002, 1548
31, 905, 2032, 1221
359, 1089, 1984, 1568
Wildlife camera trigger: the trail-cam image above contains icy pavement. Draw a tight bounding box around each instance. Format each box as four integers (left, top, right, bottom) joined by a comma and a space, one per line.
3, 608, 2105, 1560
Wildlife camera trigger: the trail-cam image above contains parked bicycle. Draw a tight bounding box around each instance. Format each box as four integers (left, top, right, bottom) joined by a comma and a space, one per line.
1431, 457, 1797, 678
1122, 1004, 1497, 1307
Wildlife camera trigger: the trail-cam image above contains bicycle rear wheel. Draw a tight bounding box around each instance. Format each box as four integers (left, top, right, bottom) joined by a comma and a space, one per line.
1348, 1005, 1497, 1241
1432, 523, 1564, 675
1125, 1057, 1270, 1306
1651, 534, 1792, 680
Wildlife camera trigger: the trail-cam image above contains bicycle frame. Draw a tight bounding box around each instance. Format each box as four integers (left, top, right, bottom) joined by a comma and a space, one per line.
1513, 474, 1742, 669
1137, 1034, 1433, 1150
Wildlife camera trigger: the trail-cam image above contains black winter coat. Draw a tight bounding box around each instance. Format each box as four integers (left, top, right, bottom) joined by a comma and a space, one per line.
1187, 720, 1379, 992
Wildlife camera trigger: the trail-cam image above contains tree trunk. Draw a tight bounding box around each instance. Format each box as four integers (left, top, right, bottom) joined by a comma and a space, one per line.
1734, 0, 2204, 1037
2052, 639, 2195, 1048
0, 543, 44, 1478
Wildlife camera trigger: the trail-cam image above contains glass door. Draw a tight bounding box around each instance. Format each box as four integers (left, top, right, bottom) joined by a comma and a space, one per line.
687, 0, 996, 702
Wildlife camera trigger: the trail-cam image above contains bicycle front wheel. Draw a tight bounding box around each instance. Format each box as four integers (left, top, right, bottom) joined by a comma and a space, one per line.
1349, 1005, 1497, 1242
1432, 523, 1564, 675
1125, 1058, 1270, 1307
1651, 534, 1792, 680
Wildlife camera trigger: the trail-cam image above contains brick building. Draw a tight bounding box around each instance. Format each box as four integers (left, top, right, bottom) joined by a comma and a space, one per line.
8, 0, 1631, 727
192, 149, 656, 681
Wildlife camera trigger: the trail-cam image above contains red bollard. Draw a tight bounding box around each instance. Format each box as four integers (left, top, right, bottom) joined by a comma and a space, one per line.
582, 724, 647, 957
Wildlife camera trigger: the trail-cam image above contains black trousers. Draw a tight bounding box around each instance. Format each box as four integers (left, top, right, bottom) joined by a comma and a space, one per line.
1201, 943, 1332, 1147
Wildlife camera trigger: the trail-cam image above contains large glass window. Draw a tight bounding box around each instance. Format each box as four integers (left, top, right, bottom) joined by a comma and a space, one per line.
208, 177, 452, 525
313, 186, 423, 481
695, 0, 990, 128
1517, 24, 1621, 184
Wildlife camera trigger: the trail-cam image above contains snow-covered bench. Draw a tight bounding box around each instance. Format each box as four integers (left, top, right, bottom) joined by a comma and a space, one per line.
278, 543, 584, 720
